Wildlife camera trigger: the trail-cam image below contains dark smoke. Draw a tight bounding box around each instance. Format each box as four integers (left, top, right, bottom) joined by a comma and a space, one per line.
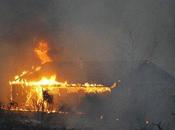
0, 0, 175, 129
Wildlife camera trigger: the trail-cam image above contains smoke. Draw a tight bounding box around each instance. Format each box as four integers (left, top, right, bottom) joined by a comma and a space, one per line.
0, 0, 175, 129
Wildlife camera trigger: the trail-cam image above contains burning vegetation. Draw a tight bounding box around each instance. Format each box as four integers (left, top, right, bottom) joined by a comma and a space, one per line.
8, 41, 118, 113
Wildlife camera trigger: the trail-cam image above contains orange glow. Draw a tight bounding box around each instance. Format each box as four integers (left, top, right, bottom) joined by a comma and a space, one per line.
34, 41, 52, 64
8, 40, 118, 113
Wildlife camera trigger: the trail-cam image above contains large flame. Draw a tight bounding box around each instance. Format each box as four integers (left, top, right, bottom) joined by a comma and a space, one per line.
8, 40, 118, 113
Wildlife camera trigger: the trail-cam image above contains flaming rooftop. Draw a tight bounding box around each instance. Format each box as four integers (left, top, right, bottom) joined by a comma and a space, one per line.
8, 41, 118, 113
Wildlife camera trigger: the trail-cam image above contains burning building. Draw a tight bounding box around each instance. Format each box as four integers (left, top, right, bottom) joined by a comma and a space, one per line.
8, 41, 118, 113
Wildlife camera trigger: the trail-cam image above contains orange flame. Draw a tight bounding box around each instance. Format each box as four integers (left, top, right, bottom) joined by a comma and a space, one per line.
34, 41, 52, 64
8, 40, 118, 113
9, 74, 116, 113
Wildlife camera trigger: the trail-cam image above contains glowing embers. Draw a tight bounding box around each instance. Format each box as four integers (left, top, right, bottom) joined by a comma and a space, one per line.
9, 75, 115, 113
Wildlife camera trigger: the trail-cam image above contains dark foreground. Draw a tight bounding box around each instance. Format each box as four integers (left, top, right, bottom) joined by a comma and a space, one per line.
0, 110, 94, 130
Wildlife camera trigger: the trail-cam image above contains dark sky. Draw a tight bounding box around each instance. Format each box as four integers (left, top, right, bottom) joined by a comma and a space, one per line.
0, 0, 175, 101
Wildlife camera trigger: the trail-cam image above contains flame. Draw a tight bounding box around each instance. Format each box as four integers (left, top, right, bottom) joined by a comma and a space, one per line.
34, 41, 52, 64
8, 40, 118, 113
9, 74, 115, 113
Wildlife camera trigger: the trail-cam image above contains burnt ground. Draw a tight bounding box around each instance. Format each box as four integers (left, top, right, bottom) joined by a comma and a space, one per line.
0, 109, 94, 130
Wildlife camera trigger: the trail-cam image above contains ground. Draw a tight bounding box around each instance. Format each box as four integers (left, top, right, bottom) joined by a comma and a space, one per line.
0, 109, 94, 130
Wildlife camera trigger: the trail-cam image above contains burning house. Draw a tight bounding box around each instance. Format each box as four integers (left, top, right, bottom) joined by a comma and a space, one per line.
8, 41, 118, 113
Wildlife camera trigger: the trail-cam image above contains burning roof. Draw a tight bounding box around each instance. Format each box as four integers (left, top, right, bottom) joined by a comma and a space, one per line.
8, 40, 118, 113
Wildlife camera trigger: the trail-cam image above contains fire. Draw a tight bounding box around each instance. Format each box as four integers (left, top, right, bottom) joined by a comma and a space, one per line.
8, 40, 118, 113
34, 40, 52, 64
